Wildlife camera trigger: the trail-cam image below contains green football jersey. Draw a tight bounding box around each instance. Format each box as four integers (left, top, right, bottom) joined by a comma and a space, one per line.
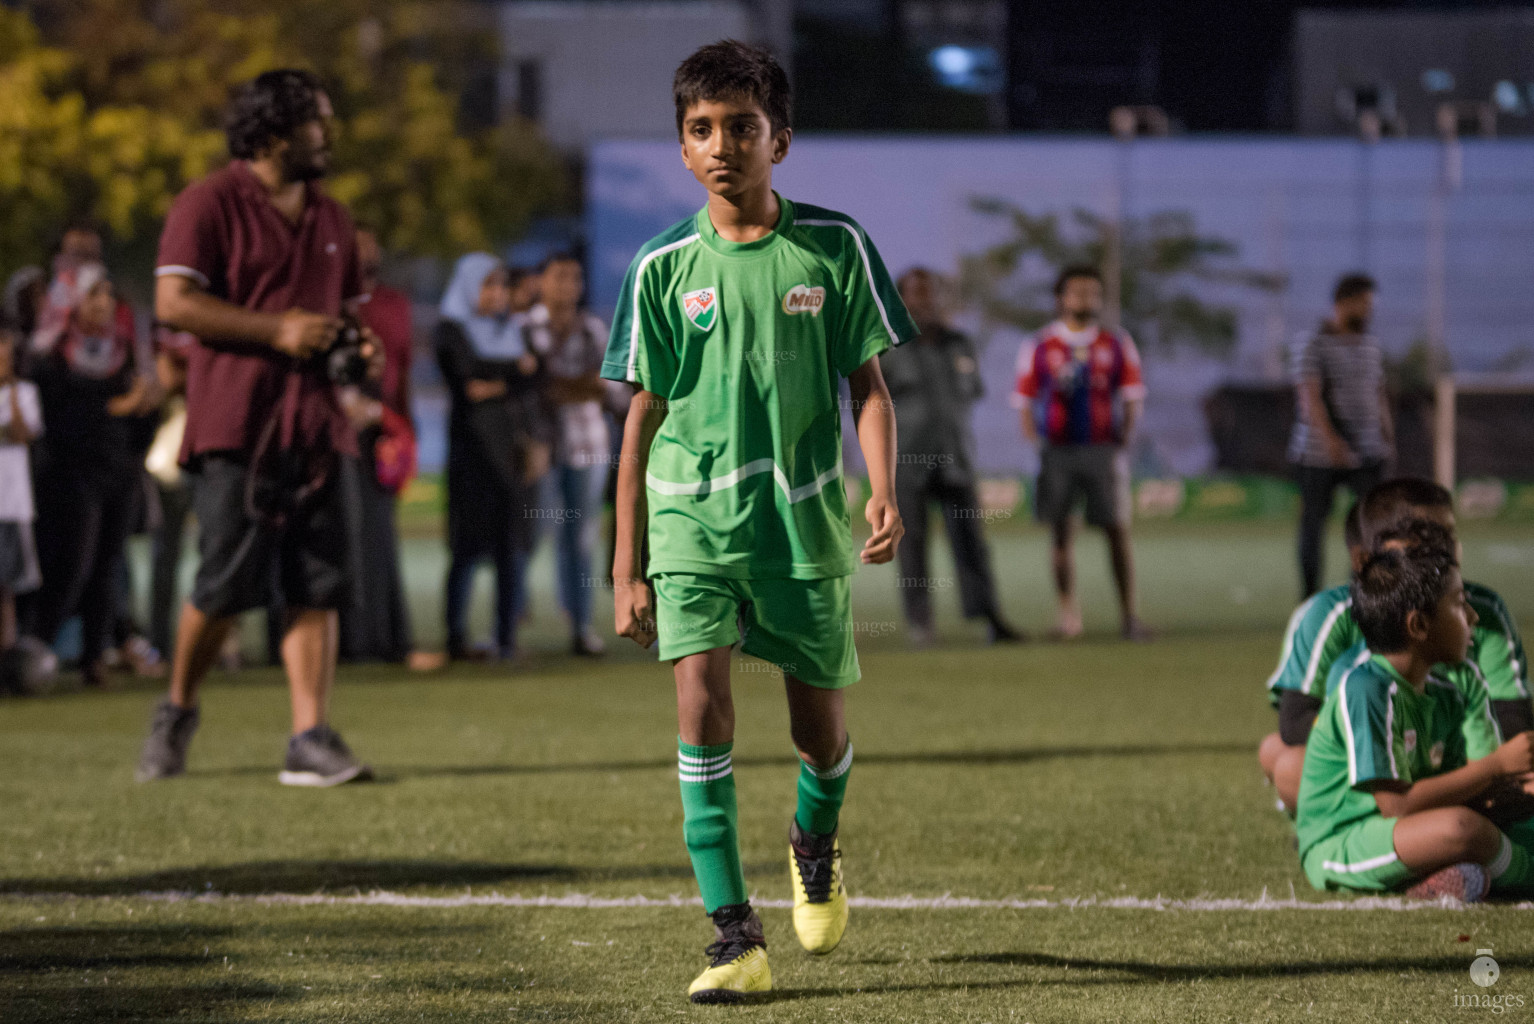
1297, 652, 1468, 858
1266, 585, 1362, 705
1326, 641, 1503, 762
602, 197, 918, 580
1466, 580, 1530, 702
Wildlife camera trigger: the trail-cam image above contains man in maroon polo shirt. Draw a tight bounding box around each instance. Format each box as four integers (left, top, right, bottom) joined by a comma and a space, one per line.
136, 70, 374, 787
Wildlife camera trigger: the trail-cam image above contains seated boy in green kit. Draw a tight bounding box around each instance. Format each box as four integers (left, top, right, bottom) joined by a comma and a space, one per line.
1296, 542, 1534, 901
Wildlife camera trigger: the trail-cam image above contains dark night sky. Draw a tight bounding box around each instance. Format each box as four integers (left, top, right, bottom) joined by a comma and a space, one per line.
1007, 0, 1518, 131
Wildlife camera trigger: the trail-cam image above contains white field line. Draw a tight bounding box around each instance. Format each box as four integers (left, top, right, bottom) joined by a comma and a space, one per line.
6, 889, 1534, 912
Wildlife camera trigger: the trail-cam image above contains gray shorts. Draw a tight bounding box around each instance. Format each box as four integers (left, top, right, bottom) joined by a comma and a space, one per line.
1035, 444, 1130, 528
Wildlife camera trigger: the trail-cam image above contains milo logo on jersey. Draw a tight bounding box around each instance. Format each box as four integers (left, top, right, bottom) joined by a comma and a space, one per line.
781, 284, 826, 317
682, 287, 717, 332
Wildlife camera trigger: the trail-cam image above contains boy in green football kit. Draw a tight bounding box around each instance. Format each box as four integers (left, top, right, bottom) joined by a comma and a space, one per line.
1258, 505, 1366, 809
602, 42, 916, 1003
1356, 479, 1531, 737
1295, 543, 1534, 901
1260, 479, 1530, 812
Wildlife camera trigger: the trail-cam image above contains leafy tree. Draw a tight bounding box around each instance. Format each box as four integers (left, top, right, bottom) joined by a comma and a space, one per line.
0, 9, 223, 282
0, 0, 566, 284
959, 197, 1285, 356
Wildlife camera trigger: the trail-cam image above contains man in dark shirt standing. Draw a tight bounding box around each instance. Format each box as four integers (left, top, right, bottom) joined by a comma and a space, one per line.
882, 268, 1020, 646
137, 70, 374, 787
1289, 273, 1394, 598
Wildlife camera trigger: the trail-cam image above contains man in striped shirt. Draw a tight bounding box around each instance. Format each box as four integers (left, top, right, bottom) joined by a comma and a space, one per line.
1289, 273, 1393, 598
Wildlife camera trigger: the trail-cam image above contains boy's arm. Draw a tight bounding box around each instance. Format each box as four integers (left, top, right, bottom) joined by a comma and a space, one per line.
1370, 732, 1534, 817
613, 389, 668, 647
847, 357, 902, 565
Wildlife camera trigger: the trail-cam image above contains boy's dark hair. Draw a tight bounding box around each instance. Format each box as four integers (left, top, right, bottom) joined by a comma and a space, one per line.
1360, 477, 1453, 547
506, 266, 533, 288
1343, 501, 1363, 551
537, 251, 582, 274
1351, 544, 1457, 654
226, 70, 327, 160
673, 40, 791, 139
1054, 264, 1103, 297
1333, 272, 1376, 304
1372, 517, 1456, 558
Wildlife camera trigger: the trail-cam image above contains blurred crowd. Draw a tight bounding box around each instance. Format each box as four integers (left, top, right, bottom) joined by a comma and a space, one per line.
0, 219, 1162, 697
0, 222, 630, 693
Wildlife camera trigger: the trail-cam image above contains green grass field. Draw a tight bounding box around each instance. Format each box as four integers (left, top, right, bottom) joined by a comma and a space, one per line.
5, 520, 1534, 1022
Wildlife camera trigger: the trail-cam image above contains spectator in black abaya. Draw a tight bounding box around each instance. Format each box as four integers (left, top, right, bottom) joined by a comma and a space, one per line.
435, 254, 548, 662
24, 261, 153, 687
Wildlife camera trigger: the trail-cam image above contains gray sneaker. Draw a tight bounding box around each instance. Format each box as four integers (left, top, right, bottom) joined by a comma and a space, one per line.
278, 725, 373, 787
135, 699, 200, 782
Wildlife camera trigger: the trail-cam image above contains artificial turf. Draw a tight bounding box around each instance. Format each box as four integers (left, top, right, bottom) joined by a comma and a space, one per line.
3, 520, 1533, 1021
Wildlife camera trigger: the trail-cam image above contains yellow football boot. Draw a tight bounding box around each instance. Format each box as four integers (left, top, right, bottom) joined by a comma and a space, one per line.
789, 819, 848, 954
687, 905, 771, 1004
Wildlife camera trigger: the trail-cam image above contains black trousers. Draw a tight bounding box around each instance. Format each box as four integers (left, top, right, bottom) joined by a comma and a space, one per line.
26, 464, 137, 666
1296, 459, 1386, 598
895, 468, 1001, 629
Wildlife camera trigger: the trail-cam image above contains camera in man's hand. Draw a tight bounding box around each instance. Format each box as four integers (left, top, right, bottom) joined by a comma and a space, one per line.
326, 312, 372, 388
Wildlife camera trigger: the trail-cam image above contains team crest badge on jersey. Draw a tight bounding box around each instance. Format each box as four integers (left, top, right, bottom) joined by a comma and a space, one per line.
682, 287, 718, 332
782, 284, 826, 316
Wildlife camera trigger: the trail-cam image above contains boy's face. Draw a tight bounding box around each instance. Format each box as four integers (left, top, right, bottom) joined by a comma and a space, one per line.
680, 96, 790, 201
1414, 567, 1478, 666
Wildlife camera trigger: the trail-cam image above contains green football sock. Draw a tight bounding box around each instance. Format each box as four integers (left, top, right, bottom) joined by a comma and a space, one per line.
1488, 833, 1534, 897
794, 738, 853, 837
678, 739, 747, 913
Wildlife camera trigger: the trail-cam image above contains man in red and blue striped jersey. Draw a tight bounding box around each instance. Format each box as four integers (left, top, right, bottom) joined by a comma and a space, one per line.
1014, 265, 1150, 642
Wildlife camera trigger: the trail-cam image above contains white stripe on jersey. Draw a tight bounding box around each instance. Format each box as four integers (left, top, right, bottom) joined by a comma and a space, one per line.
626, 234, 700, 383
646, 456, 844, 506
1302, 599, 1353, 696
797, 219, 899, 346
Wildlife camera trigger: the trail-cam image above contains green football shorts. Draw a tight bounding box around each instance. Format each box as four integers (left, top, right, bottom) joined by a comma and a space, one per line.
651, 572, 861, 689
1301, 815, 1414, 892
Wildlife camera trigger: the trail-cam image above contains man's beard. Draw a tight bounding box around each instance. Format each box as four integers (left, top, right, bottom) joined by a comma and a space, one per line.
1342, 315, 1368, 333
283, 147, 329, 182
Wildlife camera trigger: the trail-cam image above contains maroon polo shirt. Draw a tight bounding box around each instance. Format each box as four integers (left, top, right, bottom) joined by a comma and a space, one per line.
155, 161, 364, 463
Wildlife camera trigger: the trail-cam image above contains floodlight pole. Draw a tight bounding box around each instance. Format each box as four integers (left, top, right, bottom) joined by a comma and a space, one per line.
1429, 104, 1464, 491
1104, 127, 1129, 332
1427, 104, 1463, 382
1354, 109, 1381, 271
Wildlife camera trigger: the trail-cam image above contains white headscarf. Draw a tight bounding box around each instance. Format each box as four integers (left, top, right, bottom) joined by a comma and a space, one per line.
440, 253, 524, 359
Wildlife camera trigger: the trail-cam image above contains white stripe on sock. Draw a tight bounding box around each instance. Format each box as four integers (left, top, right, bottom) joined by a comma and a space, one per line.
803, 741, 854, 781
678, 765, 733, 783
677, 751, 732, 767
